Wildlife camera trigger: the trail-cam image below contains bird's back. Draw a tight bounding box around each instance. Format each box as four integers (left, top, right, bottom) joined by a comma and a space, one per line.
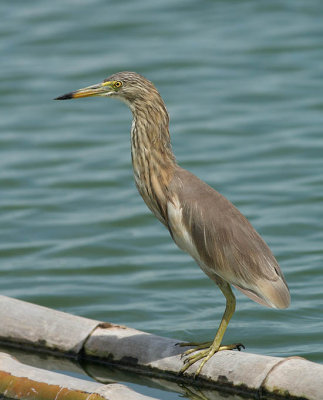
167, 166, 290, 309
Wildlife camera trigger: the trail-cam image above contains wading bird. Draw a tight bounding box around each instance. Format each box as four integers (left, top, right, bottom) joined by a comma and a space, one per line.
55, 71, 290, 376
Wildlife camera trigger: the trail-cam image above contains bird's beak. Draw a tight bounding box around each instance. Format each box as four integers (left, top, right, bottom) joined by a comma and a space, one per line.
54, 81, 114, 100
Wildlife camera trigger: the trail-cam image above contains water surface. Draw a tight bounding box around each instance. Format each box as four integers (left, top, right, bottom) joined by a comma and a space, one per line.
1, 1, 323, 399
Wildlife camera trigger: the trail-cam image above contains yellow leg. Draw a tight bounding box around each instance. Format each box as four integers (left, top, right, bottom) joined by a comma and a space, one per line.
180, 281, 244, 376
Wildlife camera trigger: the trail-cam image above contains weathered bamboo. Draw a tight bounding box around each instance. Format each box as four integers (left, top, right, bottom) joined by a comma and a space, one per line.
0, 352, 156, 400
0, 295, 322, 399
0, 295, 99, 355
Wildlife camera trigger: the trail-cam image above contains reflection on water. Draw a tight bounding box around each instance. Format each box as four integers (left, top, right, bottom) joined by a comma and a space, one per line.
0, 345, 253, 400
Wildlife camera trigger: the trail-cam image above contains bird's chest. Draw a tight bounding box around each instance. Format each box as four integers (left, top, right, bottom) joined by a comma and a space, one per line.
133, 168, 152, 208
167, 199, 201, 262
132, 160, 166, 224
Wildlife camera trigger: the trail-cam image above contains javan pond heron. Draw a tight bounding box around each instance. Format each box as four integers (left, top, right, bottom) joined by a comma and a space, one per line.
55, 71, 290, 376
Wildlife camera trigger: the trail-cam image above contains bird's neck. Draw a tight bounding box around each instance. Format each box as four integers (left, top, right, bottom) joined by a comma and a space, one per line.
130, 99, 176, 225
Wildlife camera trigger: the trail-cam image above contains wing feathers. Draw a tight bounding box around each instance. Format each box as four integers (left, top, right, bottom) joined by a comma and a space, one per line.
169, 167, 290, 309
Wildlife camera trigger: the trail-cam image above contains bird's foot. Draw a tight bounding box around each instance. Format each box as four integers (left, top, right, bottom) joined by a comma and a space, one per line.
176, 341, 212, 351
177, 341, 213, 358
179, 342, 245, 377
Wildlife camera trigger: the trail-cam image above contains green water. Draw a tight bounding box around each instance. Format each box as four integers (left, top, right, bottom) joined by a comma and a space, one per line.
1, 1, 323, 399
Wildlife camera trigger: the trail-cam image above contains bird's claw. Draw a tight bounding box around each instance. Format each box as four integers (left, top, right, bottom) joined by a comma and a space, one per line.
179, 342, 246, 376
183, 355, 195, 365
236, 343, 245, 351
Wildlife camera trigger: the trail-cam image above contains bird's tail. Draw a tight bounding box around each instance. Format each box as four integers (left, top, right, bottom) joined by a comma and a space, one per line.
233, 276, 290, 309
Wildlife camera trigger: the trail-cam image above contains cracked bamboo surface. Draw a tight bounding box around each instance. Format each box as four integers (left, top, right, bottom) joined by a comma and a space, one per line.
0, 295, 322, 400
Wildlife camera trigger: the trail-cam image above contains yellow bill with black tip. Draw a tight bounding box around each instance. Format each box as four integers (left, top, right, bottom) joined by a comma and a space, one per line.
54, 81, 114, 100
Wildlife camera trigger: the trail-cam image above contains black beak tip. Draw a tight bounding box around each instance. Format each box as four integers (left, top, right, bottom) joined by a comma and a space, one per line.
54, 92, 74, 100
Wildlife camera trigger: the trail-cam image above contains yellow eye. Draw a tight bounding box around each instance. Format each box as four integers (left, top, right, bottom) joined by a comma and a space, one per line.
114, 81, 123, 88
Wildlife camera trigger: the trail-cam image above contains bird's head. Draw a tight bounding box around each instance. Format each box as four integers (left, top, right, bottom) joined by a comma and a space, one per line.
55, 71, 159, 108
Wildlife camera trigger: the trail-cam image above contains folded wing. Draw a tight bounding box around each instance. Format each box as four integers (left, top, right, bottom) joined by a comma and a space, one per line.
168, 167, 290, 309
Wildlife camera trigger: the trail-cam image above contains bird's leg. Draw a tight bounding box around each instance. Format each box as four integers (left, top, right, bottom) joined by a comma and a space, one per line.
180, 282, 243, 376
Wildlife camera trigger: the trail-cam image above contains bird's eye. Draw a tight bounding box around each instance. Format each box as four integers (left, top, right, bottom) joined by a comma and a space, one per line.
114, 81, 123, 88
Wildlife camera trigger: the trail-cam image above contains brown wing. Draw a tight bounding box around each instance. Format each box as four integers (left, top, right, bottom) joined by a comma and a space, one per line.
169, 167, 290, 309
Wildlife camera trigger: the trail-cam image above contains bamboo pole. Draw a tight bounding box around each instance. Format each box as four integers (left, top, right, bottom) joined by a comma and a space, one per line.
0, 295, 322, 399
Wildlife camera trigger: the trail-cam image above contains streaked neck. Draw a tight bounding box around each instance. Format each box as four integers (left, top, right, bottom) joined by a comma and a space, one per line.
130, 98, 176, 224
